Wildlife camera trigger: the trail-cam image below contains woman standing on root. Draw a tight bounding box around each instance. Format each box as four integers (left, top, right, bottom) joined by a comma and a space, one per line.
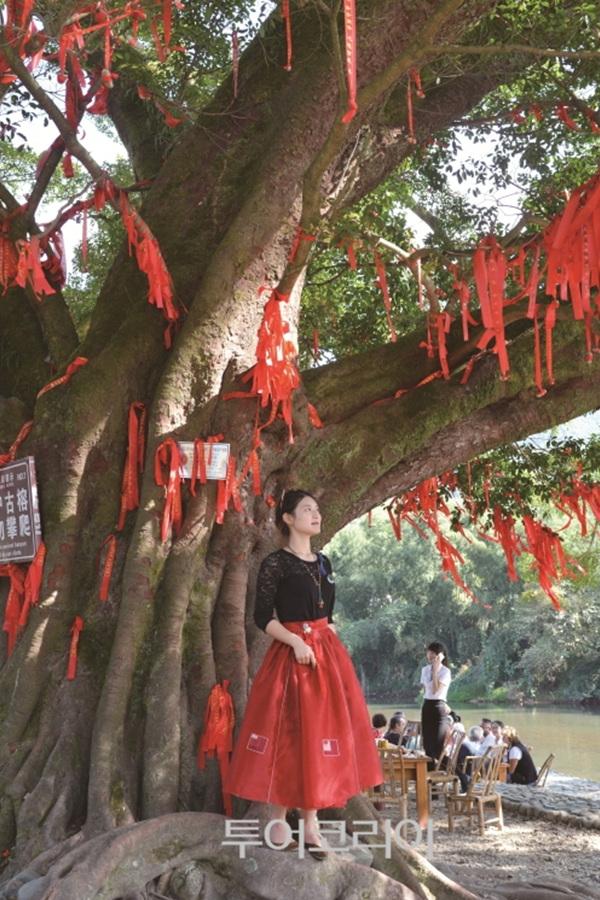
225, 490, 382, 858
421, 642, 451, 770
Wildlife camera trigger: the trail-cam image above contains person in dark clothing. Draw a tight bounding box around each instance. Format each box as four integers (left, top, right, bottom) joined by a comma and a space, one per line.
383, 715, 407, 746
502, 726, 537, 785
421, 641, 451, 770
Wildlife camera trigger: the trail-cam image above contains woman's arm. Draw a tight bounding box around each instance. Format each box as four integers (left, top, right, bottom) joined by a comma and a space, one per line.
507, 745, 521, 774
265, 619, 316, 667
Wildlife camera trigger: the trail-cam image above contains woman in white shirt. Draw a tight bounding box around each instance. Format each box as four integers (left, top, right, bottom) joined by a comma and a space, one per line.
420, 642, 451, 769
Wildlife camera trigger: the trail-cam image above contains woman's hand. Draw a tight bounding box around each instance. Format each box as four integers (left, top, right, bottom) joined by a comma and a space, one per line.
292, 638, 317, 667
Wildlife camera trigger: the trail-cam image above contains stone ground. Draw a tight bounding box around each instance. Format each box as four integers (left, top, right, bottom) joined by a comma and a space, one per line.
400, 773, 600, 899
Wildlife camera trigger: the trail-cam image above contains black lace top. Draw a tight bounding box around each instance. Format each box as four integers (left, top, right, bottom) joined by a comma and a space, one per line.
254, 548, 336, 632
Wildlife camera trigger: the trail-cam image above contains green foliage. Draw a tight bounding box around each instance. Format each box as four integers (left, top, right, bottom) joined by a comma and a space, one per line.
326, 509, 524, 699
327, 503, 600, 703
62, 157, 137, 329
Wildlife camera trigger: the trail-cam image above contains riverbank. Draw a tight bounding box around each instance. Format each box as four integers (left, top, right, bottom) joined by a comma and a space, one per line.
418, 772, 600, 899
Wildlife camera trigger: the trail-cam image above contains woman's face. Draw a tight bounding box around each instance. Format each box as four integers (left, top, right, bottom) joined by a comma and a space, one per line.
285, 497, 321, 537
491, 723, 502, 740
426, 649, 439, 663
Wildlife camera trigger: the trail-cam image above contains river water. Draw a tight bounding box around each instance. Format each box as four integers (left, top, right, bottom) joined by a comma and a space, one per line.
369, 703, 600, 782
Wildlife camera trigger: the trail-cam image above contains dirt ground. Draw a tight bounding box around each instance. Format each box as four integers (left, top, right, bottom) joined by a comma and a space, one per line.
414, 804, 600, 899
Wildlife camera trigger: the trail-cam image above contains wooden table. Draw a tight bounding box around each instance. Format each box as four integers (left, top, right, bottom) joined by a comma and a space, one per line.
392, 754, 430, 829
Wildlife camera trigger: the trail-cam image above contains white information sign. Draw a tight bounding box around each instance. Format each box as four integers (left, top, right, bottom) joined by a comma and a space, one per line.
178, 442, 230, 481
0, 456, 42, 563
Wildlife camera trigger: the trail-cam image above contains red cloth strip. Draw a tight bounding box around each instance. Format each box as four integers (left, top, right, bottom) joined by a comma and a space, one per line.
98, 534, 117, 601
37, 357, 88, 397
154, 438, 183, 541
0, 419, 33, 468
67, 616, 84, 680
197, 680, 235, 817
374, 250, 397, 342
341, 0, 357, 123
1, 564, 26, 656
281, 0, 292, 71
118, 402, 147, 529
19, 542, 46, 628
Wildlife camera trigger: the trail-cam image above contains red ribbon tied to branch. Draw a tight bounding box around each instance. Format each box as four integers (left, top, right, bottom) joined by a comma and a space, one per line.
473, 236, 510, 379
341, 0, 358, 123
118, 402, 147, 530
198, 680, 235, 816
37, 357, 88, 398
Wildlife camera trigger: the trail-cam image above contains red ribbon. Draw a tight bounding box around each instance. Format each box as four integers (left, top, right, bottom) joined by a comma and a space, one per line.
197, 680, 235, 816
473, 236, 510, 379
0, 564, 26, 656
67, 616, 84, 680
532, 307, 546, 397
216, 453, 241, 525
341, 0, 357, 123
98, 534, 117, 601
18, 542, 46, 629
154, 438, 183, 541
189, 434, 223, 496
0, 419, 33, 468
225, 288, 300, 444
307, 402, 324, 428
406, 67, 425, 145
37, 357, 88, 398
281, 0, 292, 71
117, 402, 147, 530
374, 250, 397, 342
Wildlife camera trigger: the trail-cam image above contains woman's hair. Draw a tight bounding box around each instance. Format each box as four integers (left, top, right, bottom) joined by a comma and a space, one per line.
372, 713, 387, 729
501, 725, 519, 744
426, 641, 449, 666
469, 725, 484, 741
275, 489, 317, 538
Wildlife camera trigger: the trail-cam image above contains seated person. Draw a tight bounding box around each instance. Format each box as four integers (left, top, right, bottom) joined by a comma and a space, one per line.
383, 714, 407, 746
481, 718, 504, 750
438, 720, 469, 793
502, 726, 537, 785
372, 713, 387, 740
463, 725, 485, 756
459, 724, 484, 775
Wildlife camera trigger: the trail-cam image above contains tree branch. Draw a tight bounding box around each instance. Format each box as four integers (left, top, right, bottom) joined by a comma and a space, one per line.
430, 43, 600, 61
0, 27, 106, 183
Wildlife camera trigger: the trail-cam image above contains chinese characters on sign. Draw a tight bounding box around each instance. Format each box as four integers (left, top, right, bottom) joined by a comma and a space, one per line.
178, 442, 230, 481
0, 457, 42, 563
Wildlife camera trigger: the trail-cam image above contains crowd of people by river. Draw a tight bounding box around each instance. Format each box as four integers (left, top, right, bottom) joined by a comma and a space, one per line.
373, 639, 538, 794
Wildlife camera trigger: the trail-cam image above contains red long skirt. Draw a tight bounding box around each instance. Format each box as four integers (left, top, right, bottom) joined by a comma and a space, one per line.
225, 619, 382, 809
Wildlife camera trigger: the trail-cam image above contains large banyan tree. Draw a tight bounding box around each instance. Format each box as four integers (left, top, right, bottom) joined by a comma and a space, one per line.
1, 0, 600, 897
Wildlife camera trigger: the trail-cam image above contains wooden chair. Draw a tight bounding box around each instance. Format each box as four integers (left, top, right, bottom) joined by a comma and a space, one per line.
404, 720, 422, 751
534, 752, 555, 787
426, 731, 465, 811
364, 747, 408, 820
447, 744, 504, 837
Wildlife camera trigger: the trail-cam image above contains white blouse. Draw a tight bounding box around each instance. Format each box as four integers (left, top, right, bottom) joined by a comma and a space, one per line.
421, 663, 451, 700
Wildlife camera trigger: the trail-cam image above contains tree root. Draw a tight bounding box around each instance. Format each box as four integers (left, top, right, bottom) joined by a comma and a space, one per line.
0, 811, 465, 900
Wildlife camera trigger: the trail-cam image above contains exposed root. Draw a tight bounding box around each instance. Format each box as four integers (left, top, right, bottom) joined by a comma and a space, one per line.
0, 811, 453, 900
